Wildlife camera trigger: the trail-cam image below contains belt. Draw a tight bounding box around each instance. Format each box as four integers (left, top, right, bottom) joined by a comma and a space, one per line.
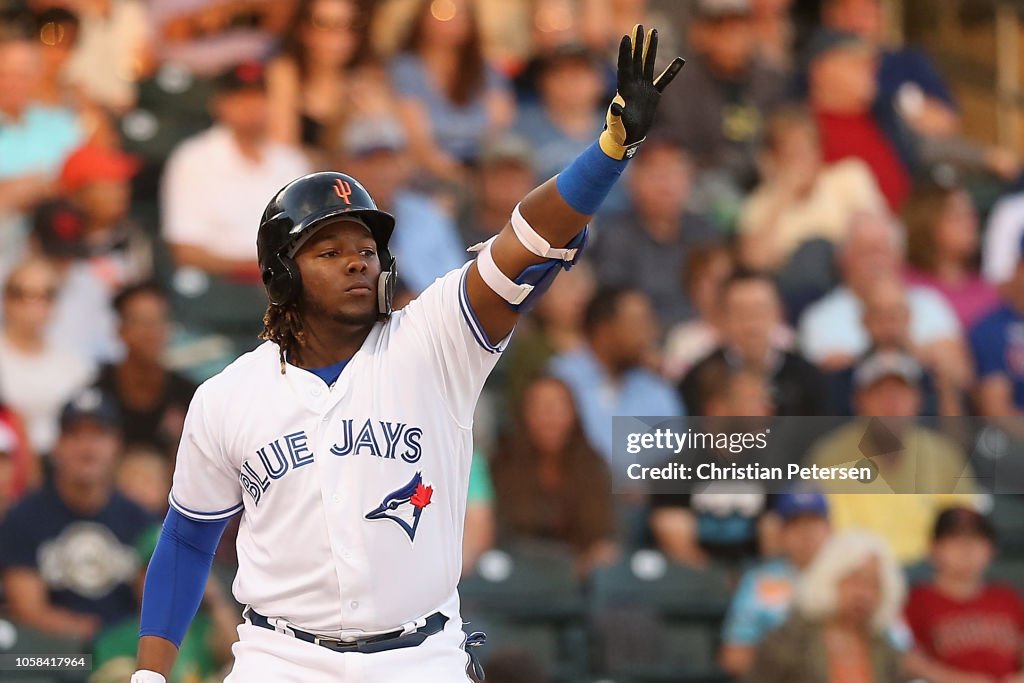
246, 608, 449, 655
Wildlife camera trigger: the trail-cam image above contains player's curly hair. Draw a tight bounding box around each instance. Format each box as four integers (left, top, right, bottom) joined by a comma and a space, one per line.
259, 302, 304, 373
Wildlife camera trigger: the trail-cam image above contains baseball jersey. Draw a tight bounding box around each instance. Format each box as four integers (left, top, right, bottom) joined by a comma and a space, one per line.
169, 263, 508, 635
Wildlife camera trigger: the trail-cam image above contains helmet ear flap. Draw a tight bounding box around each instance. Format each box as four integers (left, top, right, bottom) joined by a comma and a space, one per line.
377, 255, 397, 316
263, 253, 302, 306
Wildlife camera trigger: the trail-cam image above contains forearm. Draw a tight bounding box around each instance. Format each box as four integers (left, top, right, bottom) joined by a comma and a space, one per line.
136, 636, 178, 678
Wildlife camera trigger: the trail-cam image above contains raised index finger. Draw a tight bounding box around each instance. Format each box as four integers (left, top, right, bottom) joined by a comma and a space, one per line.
616, 33, 633, 86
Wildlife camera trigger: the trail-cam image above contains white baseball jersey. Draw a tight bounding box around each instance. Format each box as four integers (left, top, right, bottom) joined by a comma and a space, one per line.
169, 262, 507, 635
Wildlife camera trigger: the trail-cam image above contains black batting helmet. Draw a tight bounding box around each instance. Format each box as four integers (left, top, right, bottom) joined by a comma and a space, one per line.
257, 172, 398, 314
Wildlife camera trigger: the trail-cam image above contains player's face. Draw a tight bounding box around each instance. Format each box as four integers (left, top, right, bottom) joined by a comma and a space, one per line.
295, 220, 381, 325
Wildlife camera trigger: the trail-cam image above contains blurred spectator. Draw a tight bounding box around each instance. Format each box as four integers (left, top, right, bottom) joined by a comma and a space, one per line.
903, 180, 999, 329
983, 188, 1024, 285
491, 375, 616, 575
28, 198, 121, 363
970, 237, 1024, 416
115, 446, 171, 516
0, 258, 95, 454
161, 61, 311, 280
511, 44, 605, 183
0, 407, 36, 520
62, 0, 151, 112
827, 277, 966, 416
662, 242, 735, 383
458, 135, 537, 247
58, 144, 153, 291
0, 388, 151, 639
738, 105, 885, 273
501, 261, 595, 415
650, 365, 773, 567
747, 531, 906, 683
680, 271, 822, 416
0, 27, 83, 274
268, 0, 394, 150
94, 283, 196, 455
905, 507, 1024, 683
590, 139, 720, 326
653, 0, 788, 198
462, 451, 495, 576
549, 287, 682, 461
391, 0, 515, 180
808, 349, 978, 563
798, 212, 964, 372
341, 117, 466, 293
33, 7, 81, 107
750, 0, 795, 71
149, 0, 291, 76
719, 492, 830, 678
806, 29, 910, 211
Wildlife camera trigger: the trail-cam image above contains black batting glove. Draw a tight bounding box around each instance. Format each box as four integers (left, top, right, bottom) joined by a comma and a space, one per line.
598, 24, 686, 160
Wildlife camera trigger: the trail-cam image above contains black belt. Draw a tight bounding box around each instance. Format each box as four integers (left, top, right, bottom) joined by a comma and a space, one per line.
246, 608, 449, 654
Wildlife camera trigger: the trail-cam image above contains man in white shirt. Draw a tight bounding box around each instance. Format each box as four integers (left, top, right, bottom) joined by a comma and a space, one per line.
798, 212, 965, 372
162, 61, 311, 281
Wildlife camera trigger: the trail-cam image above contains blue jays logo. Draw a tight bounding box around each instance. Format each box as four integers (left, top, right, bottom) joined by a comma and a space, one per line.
364, 472, 433, 542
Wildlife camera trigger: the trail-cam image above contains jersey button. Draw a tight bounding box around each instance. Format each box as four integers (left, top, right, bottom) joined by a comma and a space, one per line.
349, 601, 359, 610
311, 387, 322, 397
332, 494, 341, 504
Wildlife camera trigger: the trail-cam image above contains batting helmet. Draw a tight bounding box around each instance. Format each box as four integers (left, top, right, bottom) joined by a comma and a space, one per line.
257, 172, 397, 314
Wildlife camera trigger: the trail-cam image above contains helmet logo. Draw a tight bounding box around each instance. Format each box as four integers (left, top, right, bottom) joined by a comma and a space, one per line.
334, 179, 353, 204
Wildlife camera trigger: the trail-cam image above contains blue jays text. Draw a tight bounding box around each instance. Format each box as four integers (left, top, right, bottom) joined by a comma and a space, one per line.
239, 419, 424, 505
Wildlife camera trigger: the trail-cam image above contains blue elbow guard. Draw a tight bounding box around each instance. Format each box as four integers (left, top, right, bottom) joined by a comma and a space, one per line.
139, 509, 230, 646
506, 226, 589, 313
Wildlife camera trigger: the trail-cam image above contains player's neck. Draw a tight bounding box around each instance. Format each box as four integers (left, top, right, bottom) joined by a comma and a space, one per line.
291, 319, 374, 369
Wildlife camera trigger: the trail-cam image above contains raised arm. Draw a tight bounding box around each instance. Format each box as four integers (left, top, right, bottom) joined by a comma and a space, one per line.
463, 25, 684, 344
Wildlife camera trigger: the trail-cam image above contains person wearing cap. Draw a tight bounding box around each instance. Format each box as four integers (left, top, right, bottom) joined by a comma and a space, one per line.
589, 137, 721, 326
340, 116, 466, 295
0, 388, 152, 640
719, 492, 830, 677
652, 0, 788, 199
971, 235, 1024, 417
512, 44, 608, 184
162, 60, 311, 282
458, 135, 539, 247
904, 507, 1024, 683
807, 348, 978, 564
59, 143, 153, 289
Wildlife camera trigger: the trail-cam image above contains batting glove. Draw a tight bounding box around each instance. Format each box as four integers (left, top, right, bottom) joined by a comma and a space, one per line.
599, 24, 686, 160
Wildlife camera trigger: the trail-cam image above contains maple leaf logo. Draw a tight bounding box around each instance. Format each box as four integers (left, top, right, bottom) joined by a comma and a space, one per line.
411, 483, 433, 509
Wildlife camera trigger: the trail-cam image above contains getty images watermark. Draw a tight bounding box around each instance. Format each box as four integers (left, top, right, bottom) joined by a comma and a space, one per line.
610, 416, 1021, 494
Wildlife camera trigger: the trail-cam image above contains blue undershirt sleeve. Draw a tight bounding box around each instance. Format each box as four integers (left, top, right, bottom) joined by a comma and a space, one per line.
139, 508, 232, 647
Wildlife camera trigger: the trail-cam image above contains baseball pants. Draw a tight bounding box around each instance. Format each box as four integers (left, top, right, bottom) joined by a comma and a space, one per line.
223, 614, 474, 682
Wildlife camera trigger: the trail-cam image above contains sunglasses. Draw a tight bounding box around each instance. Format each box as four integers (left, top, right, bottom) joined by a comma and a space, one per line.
306, 14, 356, 32
5, 285, 58, 303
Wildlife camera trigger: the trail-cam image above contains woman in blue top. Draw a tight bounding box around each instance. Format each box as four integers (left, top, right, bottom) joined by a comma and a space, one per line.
391, 0, 514, 181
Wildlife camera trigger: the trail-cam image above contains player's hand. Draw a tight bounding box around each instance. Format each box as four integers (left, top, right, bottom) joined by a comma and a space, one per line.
599, 24, 685, 160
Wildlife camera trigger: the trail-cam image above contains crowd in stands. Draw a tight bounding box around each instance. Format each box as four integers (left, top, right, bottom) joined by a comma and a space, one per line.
0, 0, 1024, 681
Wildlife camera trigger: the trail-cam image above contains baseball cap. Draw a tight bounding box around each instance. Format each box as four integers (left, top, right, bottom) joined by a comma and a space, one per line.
933, 506, 995, 542
480, 135, 533, 170
59, 388, 121, 432
31, 199, 89, 258
775, 492, 829, 521
341, 117, 407, 158
215, 60, 266, 93
59, 144, 139, 194
694, 0, 751, 20
805, 28, 874, 65
853, 350, 922, 390
536, 43, 602, 73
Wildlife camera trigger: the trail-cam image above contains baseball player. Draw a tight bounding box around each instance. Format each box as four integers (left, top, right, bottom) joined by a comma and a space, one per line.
133, 25, 683, 683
